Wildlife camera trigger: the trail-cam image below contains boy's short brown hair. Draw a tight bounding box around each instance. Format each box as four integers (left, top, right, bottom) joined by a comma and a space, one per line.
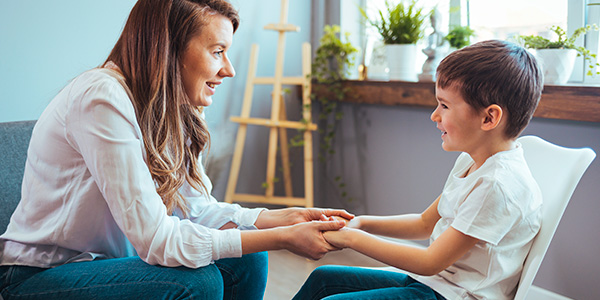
436, 40, 543, 138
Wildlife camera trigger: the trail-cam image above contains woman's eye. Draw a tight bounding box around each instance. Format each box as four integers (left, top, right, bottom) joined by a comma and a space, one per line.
215, 50, 224, 57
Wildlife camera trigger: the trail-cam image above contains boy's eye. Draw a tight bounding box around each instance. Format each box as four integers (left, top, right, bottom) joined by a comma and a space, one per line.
442, 104, 448, 109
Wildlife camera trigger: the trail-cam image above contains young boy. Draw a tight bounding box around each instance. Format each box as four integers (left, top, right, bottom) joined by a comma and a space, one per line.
293, 40, 544, 300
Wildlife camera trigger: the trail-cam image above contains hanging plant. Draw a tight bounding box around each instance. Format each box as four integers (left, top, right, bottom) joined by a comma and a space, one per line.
307, 25, 358, 203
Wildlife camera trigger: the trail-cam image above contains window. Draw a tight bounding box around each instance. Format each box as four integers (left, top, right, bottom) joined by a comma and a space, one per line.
356, 0, 600, 84
468, 0, 567, 43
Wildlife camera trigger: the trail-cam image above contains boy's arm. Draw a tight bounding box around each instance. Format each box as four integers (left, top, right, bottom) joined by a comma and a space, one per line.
354, 195, 442, 240
324, 224, 479, 276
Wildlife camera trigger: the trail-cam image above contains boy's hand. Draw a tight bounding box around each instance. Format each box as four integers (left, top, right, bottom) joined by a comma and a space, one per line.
346, 216, 361, 229
323, 227, 358, 249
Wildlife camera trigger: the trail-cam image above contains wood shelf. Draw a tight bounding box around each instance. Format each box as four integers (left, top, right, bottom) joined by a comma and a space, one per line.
313, 80, 600, 123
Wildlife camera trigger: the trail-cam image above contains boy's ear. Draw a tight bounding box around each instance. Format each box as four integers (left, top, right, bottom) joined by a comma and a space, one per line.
481, 104, 503, 131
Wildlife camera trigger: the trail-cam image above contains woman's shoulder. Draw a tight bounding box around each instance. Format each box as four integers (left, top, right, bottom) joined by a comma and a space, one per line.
66, 68, 137, 122
73, 68, 126, 91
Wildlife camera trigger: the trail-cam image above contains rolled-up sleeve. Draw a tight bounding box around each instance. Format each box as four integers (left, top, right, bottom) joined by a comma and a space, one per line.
64, 71, 241, 268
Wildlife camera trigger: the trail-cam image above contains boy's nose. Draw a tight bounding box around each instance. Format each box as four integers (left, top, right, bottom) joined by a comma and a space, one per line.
430, 107, 440, 122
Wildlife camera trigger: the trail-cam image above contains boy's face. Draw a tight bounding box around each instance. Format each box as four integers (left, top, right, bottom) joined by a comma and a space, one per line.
431, 85, 485, 153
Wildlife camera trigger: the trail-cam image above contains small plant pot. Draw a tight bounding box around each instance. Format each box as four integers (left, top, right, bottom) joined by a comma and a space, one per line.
532, 49, 578, 85
386, 44, 418, 82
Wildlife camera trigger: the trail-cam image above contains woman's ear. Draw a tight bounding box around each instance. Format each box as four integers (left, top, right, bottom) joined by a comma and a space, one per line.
481, 104, 503, 131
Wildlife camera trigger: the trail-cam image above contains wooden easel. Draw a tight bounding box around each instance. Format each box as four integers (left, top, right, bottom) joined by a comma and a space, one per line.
224, 0, 316, 207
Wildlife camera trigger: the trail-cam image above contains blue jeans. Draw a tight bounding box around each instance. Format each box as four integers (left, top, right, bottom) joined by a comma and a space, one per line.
292, 265, 446, 300
0, 252, 267, 299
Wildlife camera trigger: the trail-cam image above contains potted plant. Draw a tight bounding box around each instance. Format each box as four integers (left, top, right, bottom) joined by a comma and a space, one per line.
445, 25, 475, 50
518, 24, 599, 85
361, 0, 428, 81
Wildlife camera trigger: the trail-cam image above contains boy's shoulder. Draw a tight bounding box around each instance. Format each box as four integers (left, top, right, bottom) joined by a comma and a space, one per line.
451, 146, 541, 201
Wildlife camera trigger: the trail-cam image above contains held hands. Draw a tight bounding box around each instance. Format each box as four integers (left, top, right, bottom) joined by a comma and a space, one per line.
253, 207, 354, 260
281, 219, 346, 260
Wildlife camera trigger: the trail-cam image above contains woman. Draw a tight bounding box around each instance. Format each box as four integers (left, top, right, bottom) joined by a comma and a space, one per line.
0, 0, 351, 299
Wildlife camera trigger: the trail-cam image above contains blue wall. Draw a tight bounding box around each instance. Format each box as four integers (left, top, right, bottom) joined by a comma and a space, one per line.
0, 1, 137, 122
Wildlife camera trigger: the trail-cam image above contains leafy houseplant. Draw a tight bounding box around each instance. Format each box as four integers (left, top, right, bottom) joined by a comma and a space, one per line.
445, 25, 475, 49
519, 24, 599, 84
361, 0, 429, 81
362, 0, 427, 44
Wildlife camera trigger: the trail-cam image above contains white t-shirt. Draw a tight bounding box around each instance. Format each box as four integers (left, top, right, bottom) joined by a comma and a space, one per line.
0, 68, 264, 268
413, 145, 542, 300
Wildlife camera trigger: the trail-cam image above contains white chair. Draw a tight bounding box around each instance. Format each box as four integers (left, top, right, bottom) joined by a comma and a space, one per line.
514, 135, 596, 300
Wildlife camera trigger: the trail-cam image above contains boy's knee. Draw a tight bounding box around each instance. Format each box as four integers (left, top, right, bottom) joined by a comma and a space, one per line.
308, 265, 345, 282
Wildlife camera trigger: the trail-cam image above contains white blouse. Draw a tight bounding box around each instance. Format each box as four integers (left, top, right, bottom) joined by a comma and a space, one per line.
0, 68, 264, 268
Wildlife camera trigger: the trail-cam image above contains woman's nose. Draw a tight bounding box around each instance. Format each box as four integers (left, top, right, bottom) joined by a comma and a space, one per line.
220, 55, 236, 78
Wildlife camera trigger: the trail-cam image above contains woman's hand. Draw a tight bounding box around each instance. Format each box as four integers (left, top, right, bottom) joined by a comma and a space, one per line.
254, 207, 354, 229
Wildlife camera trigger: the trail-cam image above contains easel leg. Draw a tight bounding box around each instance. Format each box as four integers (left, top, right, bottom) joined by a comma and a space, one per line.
278, 94, 293, 198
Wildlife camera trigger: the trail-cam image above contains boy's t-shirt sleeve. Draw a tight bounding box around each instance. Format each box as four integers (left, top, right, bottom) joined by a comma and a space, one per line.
450, 178, 520, 246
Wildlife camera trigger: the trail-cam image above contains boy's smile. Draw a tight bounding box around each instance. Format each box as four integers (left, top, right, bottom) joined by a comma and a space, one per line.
431, 85, 484, 154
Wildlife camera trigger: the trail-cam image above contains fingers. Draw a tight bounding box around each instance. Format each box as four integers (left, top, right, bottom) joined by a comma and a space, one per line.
320, 208, 355, 220
315, 219, 346, 232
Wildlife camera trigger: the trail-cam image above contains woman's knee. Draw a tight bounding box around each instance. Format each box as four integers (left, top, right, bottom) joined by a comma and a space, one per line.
216, 251, 268, 285
243, 251, 268, 280
215, 252, 268, 300
166, 264, 224, 299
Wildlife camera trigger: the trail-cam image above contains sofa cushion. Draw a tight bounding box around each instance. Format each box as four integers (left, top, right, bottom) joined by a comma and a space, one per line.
0, 120, 36, 233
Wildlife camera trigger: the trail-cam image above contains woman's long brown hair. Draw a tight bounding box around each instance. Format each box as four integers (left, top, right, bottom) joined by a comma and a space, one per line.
105, 0, 239, 216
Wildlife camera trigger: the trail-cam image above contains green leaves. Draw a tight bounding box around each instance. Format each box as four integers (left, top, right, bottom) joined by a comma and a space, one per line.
519, 25, 599, 51
312, 25, 358, 83
445, 26, 475, 49
518, 24, 600, 76
361, 0, 428, 44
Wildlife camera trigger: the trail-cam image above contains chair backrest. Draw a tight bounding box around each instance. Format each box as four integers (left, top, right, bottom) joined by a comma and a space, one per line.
514, 135, 596, 300
0, 120, 36, 233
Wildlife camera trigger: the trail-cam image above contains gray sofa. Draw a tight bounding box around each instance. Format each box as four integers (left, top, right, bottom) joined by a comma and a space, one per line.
0, 120, 36, 233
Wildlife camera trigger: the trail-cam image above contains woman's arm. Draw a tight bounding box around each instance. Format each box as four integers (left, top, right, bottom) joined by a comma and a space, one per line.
351, 195, 442, 240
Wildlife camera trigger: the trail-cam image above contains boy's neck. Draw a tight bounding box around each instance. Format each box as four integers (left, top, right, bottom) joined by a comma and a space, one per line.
467, 138, 517, 172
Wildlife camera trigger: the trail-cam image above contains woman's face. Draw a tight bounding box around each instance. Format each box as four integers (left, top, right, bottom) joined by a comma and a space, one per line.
181, 14, 235, 107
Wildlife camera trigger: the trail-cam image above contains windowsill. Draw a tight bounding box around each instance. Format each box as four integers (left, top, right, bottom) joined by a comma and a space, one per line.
313, 80, 600, 123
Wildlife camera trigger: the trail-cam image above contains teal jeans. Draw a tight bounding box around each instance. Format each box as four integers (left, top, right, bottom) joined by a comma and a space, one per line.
0, 252, 267, 300
293, 265, 446, 300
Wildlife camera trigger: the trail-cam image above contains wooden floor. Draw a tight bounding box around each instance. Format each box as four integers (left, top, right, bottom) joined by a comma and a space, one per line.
264, 249, 388, 300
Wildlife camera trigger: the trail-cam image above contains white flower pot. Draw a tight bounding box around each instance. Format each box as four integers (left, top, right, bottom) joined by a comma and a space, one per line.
386, 44, 418, 82
532, 49, 578, 85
